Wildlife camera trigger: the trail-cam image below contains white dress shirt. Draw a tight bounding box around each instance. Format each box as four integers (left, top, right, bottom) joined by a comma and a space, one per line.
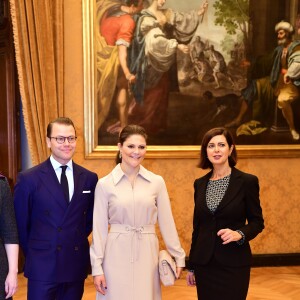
50, 155, 75, 201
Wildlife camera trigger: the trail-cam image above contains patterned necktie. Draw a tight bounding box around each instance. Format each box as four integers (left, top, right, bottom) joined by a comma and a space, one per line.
60, 165, 69, 203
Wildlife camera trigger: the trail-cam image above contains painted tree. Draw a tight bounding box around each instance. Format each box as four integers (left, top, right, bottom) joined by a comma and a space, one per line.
213, 0, 250, 58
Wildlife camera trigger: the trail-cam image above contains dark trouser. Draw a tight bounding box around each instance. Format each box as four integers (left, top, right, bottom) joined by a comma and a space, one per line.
27, 279, 84, 300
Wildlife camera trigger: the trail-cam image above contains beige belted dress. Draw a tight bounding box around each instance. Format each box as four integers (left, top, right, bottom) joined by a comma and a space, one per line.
90, 164, 185, 300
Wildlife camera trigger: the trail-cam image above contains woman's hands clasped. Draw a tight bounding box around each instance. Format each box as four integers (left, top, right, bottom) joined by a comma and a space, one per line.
217, 228, 243, 244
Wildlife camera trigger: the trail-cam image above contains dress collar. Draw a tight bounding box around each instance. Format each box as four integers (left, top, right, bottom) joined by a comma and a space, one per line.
112, 164, 152, 185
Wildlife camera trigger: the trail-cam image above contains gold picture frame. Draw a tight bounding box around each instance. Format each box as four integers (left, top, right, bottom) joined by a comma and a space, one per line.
83, 0, 300, 159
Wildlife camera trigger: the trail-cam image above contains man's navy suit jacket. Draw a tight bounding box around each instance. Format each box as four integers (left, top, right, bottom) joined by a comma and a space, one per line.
14, 158, 98, 282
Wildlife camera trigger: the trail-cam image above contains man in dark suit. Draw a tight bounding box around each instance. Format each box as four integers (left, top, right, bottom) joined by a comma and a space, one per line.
14, 117, 98, 300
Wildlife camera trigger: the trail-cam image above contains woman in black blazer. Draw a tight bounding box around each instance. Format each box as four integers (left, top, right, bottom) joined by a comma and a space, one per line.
186, 127, 264, 300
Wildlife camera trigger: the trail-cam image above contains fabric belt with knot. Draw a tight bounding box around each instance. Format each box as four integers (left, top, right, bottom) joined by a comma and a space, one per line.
109, 224, 156, 263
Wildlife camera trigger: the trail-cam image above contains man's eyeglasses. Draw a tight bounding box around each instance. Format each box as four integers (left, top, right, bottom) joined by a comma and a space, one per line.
49, 136, 77, 144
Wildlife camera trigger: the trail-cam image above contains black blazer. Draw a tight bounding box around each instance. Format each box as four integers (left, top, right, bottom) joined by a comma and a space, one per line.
188, 167, 264, 269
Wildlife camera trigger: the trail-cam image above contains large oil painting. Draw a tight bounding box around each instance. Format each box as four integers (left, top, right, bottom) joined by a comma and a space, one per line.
83, 0, 300, 158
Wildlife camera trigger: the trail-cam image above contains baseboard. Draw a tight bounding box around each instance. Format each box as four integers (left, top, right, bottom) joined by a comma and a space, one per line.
252, 253, 300, 267
185, 253, 300, 269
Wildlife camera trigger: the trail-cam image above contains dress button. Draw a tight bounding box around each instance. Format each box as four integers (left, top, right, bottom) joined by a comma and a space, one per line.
57, 246, 61, 251
74, 246, 79, 251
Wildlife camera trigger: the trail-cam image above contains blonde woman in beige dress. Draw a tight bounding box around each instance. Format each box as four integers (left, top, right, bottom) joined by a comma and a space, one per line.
90, 125, 185, 300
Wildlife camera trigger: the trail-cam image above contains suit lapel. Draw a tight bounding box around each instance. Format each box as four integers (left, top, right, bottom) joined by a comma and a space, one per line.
69, 162, 85, 206
216, 168, 242, 212
39, 159, 68, 210
196, 171, 212, 215
196, 168, 243, 215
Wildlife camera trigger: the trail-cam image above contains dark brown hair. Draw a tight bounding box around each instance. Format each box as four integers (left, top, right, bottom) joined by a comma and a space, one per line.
46, 117, 76, 138
198, 127, 237, 169
116, 125, 148, 164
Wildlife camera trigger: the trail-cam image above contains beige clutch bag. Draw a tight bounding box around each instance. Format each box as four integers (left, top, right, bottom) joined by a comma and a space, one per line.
158, 250, 177, 286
